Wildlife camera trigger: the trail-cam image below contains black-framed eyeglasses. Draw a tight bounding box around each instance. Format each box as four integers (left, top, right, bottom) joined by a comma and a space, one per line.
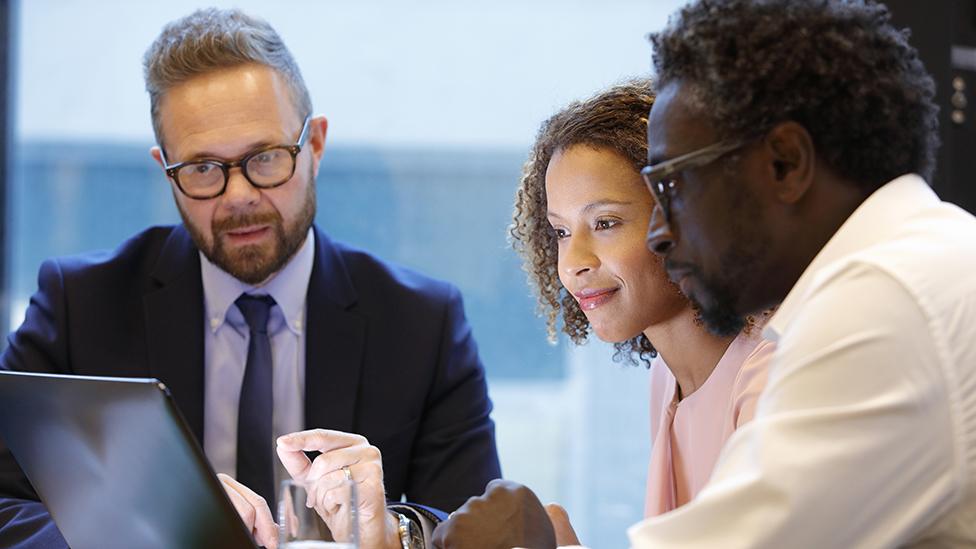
640, 137, 750, 224
160, 116, 312, 200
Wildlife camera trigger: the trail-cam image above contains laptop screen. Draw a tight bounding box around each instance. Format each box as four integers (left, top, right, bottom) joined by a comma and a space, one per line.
0, 371, 257, 549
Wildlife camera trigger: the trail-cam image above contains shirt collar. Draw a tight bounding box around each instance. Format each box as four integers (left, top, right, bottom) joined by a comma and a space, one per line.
200, 226, 316, 336
764, 174, 938, 342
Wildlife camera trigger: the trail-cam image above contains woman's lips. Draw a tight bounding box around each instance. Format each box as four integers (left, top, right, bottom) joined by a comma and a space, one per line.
575, 288, 619, 311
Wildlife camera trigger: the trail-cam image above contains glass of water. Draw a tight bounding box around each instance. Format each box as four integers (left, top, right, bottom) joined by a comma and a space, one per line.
278, 479, 359, 548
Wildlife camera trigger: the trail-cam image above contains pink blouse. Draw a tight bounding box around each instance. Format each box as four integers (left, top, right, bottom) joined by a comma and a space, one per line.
644, 330, 774, 517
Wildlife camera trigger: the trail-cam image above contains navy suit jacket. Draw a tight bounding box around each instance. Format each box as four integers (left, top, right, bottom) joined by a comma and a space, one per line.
0, 225, 500, 547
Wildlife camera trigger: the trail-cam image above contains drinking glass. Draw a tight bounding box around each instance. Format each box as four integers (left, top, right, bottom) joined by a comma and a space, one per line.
278, 479, 359, 548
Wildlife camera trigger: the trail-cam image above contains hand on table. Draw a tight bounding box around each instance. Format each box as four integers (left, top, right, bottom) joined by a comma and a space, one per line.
218, 473, 278, 549
431, 479, 556, 549
276, 429, 399, 549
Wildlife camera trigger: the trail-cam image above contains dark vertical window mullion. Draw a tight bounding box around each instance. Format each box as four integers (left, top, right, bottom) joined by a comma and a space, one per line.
0, 0, 11, 344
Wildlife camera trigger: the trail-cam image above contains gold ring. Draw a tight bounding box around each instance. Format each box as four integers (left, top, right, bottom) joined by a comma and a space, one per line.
341, 465, 353, 481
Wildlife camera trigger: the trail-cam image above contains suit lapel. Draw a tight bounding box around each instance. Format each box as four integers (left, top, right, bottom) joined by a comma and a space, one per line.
304, 228, 365, 434
143, 226, 207, 443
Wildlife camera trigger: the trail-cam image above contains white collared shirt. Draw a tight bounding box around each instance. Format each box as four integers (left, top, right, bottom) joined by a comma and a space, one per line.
200, 227, 315, 488
613, 175, 976, 548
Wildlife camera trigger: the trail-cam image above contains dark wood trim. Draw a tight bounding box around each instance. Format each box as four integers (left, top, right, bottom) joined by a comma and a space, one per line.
0, 0, 11, 344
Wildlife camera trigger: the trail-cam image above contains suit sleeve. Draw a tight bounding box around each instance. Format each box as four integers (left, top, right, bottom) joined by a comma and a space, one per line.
0, 259, 71, 548
402, 285, 501, 512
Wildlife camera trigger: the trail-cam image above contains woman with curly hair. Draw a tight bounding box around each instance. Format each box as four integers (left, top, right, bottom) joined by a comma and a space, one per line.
510, 79, 774, 525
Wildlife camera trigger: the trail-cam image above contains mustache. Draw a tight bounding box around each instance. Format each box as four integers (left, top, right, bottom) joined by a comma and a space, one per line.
664, 258, 700, 277
213, 211, 281, 233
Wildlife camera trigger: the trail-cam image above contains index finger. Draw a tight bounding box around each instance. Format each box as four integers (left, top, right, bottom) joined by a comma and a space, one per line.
218, 474, 279, 548
277, 429, 367, 453
276, 429, 367, 481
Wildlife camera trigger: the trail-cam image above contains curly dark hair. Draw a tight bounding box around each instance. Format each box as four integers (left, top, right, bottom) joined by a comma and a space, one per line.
649, 0, 940, 191
510, 79, 661, 364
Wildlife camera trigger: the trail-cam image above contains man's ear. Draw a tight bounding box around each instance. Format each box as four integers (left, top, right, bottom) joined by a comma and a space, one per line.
763, 121, 815, 205
150, 146, 165, 169
307, 115, 329, 179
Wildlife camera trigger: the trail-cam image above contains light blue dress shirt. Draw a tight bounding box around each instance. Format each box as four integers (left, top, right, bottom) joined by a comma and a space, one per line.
200, 227, 315, 488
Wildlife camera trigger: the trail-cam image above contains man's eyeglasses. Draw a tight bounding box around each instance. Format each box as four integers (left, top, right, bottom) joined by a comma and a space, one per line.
160, 116, 312, 200
640, 138, 750, 223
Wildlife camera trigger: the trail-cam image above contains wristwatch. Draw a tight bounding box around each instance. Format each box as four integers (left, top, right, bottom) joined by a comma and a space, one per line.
395, 511, 424, 549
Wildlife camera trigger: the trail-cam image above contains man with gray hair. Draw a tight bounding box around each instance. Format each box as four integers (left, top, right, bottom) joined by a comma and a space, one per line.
0, 8, 500, 548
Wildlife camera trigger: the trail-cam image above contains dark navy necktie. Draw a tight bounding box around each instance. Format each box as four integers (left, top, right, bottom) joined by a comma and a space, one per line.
235, 294, 277, 507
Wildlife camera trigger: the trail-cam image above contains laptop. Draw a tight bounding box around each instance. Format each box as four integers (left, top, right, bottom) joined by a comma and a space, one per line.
0, 370, 258, 549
